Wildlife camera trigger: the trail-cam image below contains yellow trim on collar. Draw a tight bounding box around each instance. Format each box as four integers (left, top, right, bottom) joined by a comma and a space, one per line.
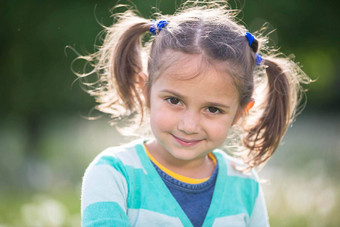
144, 145, 216, 184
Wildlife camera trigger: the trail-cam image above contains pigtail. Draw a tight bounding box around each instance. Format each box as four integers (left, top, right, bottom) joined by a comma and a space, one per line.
243, 56, 304, 168
111, 15, 150, 113
75, 10, 151, 123
105, 12, 151, 122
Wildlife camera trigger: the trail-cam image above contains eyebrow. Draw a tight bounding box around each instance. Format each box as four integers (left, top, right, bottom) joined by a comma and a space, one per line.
160, 89, 231, 109
160, 89, 185, 99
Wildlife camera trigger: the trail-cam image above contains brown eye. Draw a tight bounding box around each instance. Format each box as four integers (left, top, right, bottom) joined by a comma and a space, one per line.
166, 97, 180, 105
207, 107, 221, 114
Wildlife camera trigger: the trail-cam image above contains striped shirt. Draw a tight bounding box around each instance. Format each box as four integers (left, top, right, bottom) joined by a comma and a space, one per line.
81, 139, 269, 226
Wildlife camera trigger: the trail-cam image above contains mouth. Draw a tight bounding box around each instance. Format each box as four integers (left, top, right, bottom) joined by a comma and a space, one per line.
171, 135, 203, 147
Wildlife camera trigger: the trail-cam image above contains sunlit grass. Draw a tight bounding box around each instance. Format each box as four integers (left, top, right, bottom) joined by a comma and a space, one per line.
0, 191, 80, 227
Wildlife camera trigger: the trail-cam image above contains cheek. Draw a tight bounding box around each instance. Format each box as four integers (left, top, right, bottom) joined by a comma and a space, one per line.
150, 103, 178, 132
205, 119, 233, 142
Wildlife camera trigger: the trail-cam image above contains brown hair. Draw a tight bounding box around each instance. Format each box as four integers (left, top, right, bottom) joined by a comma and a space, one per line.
74, 0, 311, 169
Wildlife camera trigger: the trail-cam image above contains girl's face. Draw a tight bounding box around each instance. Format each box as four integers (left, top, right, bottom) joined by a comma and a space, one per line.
147, 53, 242, 166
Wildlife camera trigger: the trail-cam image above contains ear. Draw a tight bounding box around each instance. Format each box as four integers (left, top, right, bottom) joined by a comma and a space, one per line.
243, 100, 255, 114
231, 100, 255, 125
138, 72, 148, 103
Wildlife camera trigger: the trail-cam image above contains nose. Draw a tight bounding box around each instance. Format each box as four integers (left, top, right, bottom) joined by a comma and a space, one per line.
177, 110, 201, 134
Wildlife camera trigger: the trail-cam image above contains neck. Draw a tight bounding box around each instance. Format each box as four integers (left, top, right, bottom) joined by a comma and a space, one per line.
145, 141, 215, 179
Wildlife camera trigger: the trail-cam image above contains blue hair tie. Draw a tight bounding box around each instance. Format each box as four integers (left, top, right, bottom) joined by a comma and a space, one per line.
149, 20, 157, 35
245, 32, 262, 65
245, 32, 255, 46
149, 20, 168, 35
255, 53, 262, 66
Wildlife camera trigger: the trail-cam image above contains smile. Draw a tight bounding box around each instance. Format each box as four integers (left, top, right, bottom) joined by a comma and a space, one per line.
172, 135, 203, 147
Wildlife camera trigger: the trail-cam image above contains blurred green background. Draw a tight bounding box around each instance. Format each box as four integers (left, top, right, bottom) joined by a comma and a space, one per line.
1, 0, 339, 226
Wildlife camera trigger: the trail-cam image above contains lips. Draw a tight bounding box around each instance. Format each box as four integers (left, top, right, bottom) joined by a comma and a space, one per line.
172, 134, 203, 147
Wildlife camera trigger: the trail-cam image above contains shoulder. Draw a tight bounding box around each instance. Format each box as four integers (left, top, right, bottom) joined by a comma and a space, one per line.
85, 139, 146, 171
82, 139, 149, 189
213, 149, 260, 182
81, 139, 147, 212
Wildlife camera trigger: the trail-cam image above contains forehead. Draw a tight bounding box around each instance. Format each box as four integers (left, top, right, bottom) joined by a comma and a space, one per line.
151, 51, 240, 103
156, 50, 233, 82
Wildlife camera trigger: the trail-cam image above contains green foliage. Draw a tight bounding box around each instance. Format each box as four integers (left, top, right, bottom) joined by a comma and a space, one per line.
1, 0, 339, 120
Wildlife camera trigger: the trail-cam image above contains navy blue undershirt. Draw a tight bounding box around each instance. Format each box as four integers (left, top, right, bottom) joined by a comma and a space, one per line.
151, 162, 218, 227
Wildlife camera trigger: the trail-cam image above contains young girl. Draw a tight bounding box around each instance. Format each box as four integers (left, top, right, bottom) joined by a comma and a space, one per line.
78, 1, 310, 226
